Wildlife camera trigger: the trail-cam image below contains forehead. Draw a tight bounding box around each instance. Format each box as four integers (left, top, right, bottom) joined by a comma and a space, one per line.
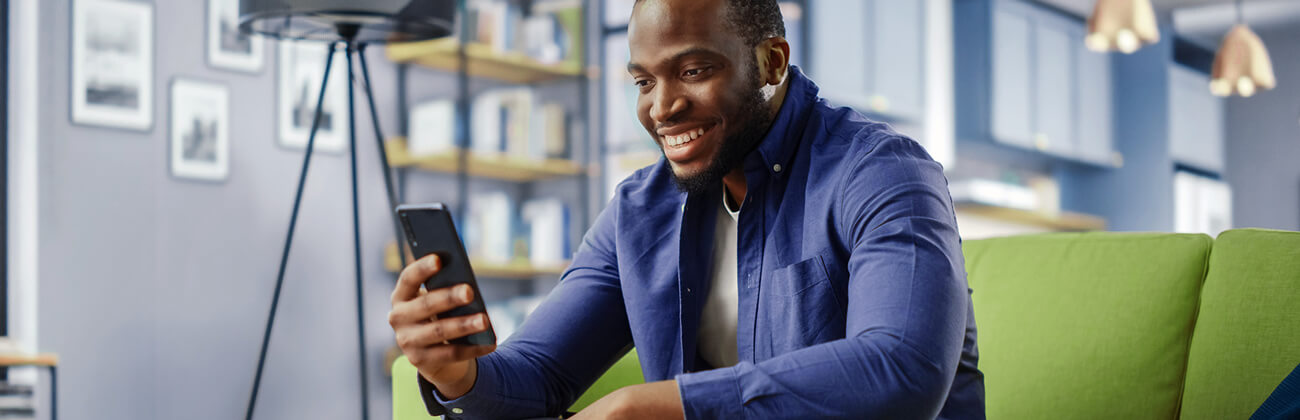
627, 0, 740, 65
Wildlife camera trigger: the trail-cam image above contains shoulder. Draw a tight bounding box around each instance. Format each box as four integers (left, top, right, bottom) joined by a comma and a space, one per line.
806, 100, 940, 179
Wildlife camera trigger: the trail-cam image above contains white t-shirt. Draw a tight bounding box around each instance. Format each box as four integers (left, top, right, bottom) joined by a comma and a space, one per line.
696, 189, 741, 368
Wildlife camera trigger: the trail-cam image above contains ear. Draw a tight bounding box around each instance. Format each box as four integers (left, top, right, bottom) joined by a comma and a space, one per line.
754, 36, 791, 86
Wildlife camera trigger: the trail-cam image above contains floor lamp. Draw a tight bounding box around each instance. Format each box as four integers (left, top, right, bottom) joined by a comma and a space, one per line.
237, 1, 456, 419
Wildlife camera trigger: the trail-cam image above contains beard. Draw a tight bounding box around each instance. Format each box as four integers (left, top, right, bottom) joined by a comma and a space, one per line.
668, 68, 773, 195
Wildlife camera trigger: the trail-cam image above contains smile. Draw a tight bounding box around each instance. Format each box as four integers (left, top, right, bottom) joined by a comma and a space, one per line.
662, 125, 712, 148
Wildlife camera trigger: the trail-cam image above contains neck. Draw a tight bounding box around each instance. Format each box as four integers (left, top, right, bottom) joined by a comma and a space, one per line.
722, 74, 791, 207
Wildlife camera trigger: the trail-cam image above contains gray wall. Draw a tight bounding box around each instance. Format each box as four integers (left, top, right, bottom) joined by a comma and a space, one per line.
1225, 25, 1300, 231
35, 0, 417, 419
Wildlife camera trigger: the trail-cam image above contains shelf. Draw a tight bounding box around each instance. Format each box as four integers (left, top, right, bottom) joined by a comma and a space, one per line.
384, 242, 569, 280
386, 38, 586, 83
955, 202, 1106, 232
386, 137, 584, 182
613, 149, 662, 170
0, 353, 58, 367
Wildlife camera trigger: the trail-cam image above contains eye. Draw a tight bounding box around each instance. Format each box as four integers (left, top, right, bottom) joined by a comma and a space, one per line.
683, 66, 712, 79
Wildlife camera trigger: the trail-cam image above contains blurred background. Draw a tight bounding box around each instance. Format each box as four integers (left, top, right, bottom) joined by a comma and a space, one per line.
2, 0, 1297, 418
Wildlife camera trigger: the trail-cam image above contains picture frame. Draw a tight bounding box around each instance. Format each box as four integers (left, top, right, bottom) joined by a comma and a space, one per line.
207, 0, 264, 73
169, 79, 230, 182
71, 0, 153, 131
277, 40, 348, 153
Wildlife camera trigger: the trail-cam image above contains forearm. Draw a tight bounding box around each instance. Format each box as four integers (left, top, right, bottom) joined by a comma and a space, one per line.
677, 332, 959, 418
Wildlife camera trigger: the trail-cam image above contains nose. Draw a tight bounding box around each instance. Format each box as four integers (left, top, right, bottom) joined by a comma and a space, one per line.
649, 84, 688, 124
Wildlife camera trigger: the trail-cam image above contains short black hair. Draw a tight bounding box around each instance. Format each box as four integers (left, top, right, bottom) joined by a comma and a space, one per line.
634, 0, 786, 48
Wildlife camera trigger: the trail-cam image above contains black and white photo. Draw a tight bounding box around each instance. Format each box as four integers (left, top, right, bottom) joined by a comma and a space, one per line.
71, 0, 153, 130
170, 79, 230, 181
278, 41, 348, 152
207, 0, 263, 72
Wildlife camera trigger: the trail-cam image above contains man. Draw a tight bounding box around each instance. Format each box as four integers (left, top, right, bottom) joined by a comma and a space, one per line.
388, 0, 984, 418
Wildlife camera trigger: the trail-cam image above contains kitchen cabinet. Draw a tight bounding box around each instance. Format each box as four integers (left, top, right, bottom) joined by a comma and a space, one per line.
1074, 32, 1115, 165
809, 0, 925, 122
957, 0, 1118, 166
1168, 65, 1226, 173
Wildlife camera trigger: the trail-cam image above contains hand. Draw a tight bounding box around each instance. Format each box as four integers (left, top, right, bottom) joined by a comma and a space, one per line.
571, 380, 684, 420
389, 254, 496, 399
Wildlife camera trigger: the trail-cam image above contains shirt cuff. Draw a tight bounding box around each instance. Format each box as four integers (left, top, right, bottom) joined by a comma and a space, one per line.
676, 365, 744, 419
420, 358, 522, 420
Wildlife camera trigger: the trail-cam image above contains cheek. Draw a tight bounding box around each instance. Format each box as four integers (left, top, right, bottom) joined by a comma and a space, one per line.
635, 95, 654, 131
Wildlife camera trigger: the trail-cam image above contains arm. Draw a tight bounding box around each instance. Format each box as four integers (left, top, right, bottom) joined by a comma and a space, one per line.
422, 200, 635, 419
675, 137, 970, 418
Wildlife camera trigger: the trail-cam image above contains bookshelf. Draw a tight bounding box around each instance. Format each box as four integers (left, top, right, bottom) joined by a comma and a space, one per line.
383, 242, 569, 280
955, 202, 1106, 232
385, 137, 584, 181
386, 38, 585, 84
0, 353, 58, 367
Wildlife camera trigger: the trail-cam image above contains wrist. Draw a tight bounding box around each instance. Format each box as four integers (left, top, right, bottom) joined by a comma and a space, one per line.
423, 359, 478, 400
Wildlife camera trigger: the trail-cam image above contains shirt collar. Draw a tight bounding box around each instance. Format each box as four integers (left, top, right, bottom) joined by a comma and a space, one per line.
748, 64, 819, 175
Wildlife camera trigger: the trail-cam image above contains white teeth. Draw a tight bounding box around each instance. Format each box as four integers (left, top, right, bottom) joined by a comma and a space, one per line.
665, 127, 709, 147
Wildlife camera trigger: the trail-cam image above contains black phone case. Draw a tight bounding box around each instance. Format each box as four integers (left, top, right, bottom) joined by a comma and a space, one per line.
396, 203, 497, 346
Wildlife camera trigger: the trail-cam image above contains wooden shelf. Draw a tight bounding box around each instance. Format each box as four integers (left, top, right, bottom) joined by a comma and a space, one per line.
0, 353, 58, 367
386, 38, 585, 83
613, 149, 662, 170
386, 137, 584, 182
385, 242, 568, 280
955, 202, 1106, 232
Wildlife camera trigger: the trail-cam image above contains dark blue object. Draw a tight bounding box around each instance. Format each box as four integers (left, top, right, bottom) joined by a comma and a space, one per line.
1253, 363, 1300, 420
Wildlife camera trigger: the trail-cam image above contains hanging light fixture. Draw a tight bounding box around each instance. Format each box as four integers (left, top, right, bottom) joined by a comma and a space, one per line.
1085, 0, 1161, 54
1208, 0, 1276, 97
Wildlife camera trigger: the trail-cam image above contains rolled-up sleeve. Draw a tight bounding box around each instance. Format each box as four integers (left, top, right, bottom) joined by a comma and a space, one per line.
420, 197, 635, 419
676, 136, 969, 418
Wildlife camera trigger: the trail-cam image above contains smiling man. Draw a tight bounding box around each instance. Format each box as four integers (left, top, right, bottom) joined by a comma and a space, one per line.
388, 0, 984, 418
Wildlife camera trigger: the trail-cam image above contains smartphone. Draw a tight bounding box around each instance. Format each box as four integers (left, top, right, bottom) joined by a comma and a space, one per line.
396, 203, 497, 346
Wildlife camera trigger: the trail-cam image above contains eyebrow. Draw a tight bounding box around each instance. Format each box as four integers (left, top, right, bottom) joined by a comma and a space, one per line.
627, 46, 726, 74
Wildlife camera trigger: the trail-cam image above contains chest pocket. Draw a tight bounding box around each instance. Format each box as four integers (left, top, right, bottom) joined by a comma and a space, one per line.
756, 255, 846, 359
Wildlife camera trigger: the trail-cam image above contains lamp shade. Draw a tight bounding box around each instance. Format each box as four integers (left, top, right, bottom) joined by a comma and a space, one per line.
239, 0, 456, 44
1085, 0, 1160, 54
1209, 24, 1276, 97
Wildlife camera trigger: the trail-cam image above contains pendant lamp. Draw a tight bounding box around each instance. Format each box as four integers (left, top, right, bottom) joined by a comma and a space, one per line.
1085, 0, 1161, 54
1208, 0, 1276, 97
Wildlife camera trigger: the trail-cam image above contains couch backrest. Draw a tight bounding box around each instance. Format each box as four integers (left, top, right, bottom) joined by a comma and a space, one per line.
1180, 229, 1300, 419
963, 232, 1212, 419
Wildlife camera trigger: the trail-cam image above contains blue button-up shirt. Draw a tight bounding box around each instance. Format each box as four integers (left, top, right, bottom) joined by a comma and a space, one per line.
426, 66, 984, 419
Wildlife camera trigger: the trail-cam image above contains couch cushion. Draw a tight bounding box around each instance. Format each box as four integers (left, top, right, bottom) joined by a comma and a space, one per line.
963, 232, 1211, 419
1181, 229, 1300, 419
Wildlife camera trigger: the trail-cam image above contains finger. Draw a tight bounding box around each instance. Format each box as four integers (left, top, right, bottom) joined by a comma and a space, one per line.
392, 254, 440, 304
396, 313, 490, 348
388, 284, 473, 325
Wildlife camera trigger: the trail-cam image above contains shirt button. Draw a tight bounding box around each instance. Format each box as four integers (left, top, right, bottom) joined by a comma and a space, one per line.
772, 164, 783, 173
451, 407, 464, 414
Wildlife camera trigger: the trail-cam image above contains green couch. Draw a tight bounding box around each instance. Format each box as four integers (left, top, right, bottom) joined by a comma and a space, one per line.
393, 229, 1300, 419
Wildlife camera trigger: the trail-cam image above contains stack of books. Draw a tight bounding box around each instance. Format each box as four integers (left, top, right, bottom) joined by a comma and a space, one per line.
409, 89, 571, 162
465, 0, 584, 65
0, 383, 34, 418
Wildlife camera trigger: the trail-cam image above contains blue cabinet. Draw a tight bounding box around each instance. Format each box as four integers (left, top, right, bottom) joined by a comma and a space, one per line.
989, 2, 1034, 149
1033, 12, 1076, 157
808, 0, 925, 122
1168, 65, 1225, 173
1075, 32, 1115, 166
956, 0, 1117, 166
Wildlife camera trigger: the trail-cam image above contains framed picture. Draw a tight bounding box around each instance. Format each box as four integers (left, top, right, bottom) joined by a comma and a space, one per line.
71, 0, 153, 130
207, 0, 264, 72
170, 79, 230, 181
278, 41, 348, 153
